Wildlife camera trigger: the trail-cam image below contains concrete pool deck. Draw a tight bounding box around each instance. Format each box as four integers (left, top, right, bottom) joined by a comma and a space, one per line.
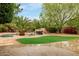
0, 33, 79, 55
0, 45, 78, 56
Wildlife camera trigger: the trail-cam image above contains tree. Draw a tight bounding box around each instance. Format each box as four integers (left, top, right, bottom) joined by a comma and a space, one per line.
67, 15, 79, 32
40, 3, 79, 33
32, 19, 41, 29
0, 3, 21, 24
14, 16, 30, 36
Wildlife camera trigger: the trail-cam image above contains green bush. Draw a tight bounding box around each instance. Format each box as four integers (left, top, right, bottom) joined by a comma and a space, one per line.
0, 25, 8, 32
46, 27, 57, 33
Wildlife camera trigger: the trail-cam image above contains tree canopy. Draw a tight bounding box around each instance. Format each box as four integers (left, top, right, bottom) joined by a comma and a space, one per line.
0, 3, 21, 24
40, 3, 79, 32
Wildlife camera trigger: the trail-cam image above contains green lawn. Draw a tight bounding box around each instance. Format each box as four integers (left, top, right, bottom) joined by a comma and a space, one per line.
16, 36, 79, 44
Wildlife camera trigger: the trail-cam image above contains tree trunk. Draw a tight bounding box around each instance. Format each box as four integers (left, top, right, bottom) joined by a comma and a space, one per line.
57, 29, 61, 33
57, 27, 62, 33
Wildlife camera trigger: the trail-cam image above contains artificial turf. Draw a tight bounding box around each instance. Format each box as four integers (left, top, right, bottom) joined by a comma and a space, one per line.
16, 36, 79, 44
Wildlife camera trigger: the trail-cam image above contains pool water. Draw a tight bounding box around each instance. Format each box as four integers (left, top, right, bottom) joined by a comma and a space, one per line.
0, 34, 14, 37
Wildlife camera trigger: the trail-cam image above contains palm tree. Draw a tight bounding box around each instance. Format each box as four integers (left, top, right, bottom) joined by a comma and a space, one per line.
14, 16, 30, 36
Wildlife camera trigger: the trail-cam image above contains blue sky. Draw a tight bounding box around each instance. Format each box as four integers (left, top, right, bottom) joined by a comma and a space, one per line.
18, 3, 42, 20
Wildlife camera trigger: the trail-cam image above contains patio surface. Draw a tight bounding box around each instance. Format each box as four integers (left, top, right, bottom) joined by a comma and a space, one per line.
0, 33, 79, 55
0, 45, 78, 56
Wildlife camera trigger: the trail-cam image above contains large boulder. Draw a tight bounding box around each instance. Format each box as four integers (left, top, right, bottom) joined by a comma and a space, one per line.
35, 28, 48, 35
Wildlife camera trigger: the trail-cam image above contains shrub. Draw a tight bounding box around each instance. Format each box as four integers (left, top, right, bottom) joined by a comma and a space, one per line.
62, 27, 77, 34
0, 25, 8, 32
5, 24, 16, 32
46, 27, 57, 33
